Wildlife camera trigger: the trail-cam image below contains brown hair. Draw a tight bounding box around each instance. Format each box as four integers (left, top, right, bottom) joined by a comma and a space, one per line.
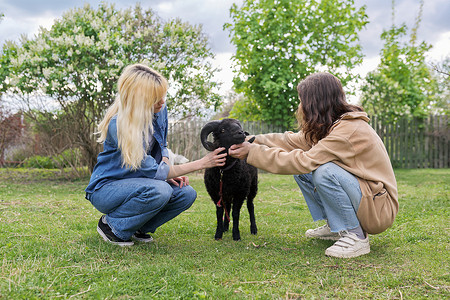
296, 72, 363, 145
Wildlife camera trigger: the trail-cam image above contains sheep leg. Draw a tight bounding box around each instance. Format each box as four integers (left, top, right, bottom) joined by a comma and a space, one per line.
232, 201, 244, 241
247, 199, 258, 235
223, 202, 231, 232
214, 205, 224, 240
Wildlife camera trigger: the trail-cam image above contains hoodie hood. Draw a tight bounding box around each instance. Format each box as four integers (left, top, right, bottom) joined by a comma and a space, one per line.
340, 111, 370, 122
330, 112, 369, 131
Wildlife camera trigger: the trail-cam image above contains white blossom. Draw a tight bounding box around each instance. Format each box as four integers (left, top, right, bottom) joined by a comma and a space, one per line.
9, 76, 19, 86
16, 53, 28, 66
67, 83, 77, 92
64, 35, 73, 46
99, 31, 108, 42
75, 35, 84, 45
51, 80, 60, 89
96, 80, 103, 93
91, 19, 100, 30
42, 68, 52, 79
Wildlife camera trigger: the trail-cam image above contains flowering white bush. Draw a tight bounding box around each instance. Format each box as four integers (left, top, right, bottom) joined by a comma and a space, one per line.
0, 3, 220, 172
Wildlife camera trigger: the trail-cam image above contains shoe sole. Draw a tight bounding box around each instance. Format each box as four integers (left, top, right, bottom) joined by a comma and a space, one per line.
97, 226, 134, 247
131, 235, 154, 243
325, 247, 370, 258
306, 235, 340, 241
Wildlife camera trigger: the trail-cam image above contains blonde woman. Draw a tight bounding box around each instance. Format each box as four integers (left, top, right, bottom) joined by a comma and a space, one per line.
85, 64, 227, 246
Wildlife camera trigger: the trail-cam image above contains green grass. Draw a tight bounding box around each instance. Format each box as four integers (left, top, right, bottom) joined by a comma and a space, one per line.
0, 168, 448, 299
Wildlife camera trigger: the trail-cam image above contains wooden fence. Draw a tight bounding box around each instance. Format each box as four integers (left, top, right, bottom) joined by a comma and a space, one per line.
371, 114, 449, 169
168, 115, 449, 169
167, 120, 285, 162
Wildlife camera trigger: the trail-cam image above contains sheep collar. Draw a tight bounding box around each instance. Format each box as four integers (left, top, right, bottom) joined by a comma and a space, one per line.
219, 158, 238, 172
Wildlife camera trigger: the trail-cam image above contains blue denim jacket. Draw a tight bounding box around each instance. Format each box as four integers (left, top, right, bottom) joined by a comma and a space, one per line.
85, 106, 170, 196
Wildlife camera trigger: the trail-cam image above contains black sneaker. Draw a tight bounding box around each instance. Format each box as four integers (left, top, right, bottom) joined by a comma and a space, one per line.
97, 216, 134, 246
132, 230, 154, 243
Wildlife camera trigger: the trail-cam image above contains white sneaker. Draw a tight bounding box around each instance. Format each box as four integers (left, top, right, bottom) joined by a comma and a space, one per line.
325, 232, 370, 258
305, 224, 340, 241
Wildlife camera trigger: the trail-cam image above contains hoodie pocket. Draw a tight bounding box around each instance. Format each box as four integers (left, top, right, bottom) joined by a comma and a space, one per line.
374, 188, 387, 199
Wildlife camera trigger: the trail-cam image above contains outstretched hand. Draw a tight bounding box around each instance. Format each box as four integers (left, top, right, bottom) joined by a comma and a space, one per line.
229, 142, 251, 160
202, 147, 227, 169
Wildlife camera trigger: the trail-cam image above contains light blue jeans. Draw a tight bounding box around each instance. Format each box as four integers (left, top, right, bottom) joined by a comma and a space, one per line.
293, 162, 362, 233
88, 178, 197, 240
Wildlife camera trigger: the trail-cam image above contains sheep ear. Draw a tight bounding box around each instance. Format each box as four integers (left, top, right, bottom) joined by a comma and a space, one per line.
200, 120, 221, 151
244, 131, 255, 143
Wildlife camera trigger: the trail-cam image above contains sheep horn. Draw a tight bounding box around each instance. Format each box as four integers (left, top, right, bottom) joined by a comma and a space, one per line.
200, 120, 221, 151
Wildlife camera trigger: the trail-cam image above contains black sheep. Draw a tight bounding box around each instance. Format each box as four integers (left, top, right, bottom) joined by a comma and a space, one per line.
200, 118, 258, 241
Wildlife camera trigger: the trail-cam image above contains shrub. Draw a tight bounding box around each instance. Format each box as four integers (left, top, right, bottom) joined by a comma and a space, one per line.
23, 155, 57, 169
22, 148, 84, 169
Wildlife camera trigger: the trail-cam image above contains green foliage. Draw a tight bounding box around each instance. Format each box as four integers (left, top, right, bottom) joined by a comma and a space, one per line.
228, 95, 262, 122
360, 1, 440, 122
22, 148, 83, 169
360, 24, 439, 122
0, 3, 220, 172
225, 0, 368, 128
23, 155, 56, 169
0, 169, 448, 298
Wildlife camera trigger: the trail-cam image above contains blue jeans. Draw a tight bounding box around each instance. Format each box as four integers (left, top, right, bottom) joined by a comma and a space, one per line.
293, 162, 362, 233
88, 178, 197, 240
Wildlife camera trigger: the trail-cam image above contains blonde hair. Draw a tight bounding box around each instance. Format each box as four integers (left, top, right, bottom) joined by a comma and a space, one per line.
97, 64, 168, 170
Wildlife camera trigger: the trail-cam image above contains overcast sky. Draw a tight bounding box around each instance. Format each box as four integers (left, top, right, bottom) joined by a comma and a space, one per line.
1, 0, 449, 98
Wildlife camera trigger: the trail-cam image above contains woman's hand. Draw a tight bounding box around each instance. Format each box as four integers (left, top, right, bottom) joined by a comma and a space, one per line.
166, 147, 227, 179
229, 142, 251, 160
167, 176, 189, 188
201, 147, 227, 168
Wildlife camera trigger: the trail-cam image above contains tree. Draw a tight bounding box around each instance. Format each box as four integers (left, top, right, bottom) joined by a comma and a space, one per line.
430, 57, 450, 115
0, 3, 220, 173
359, 26, 439, 121
360, 0, 440, 122
225, 0, 368, 128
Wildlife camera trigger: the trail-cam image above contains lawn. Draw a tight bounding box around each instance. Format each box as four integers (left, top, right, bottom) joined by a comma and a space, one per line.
0, 168, 448, 299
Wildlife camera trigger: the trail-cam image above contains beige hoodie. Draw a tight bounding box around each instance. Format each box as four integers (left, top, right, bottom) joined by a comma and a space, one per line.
247, 112, 398, 234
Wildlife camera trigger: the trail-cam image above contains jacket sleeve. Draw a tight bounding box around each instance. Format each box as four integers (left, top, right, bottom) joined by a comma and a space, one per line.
247, 128, 352, 175
254, 131, 312, 152
139, 155, 169, 180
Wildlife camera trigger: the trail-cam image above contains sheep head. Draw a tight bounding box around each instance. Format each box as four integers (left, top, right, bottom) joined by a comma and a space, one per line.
200, 119, 250, 151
